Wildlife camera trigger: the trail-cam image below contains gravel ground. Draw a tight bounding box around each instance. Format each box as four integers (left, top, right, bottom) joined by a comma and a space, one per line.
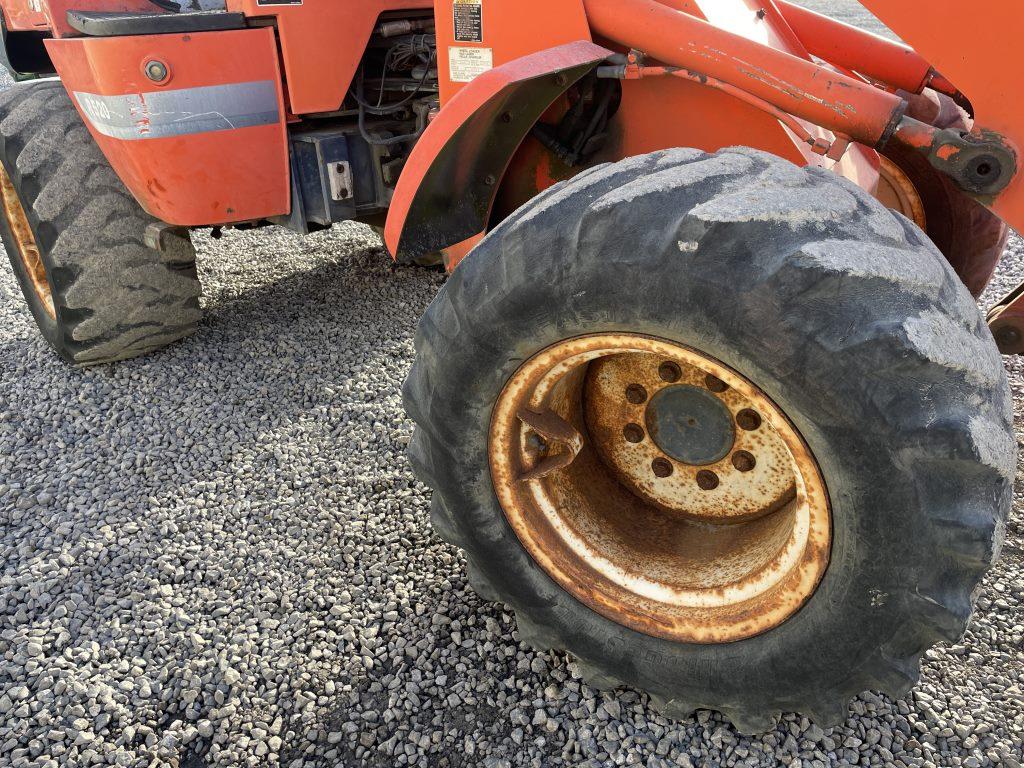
2, 4, 1023, 768
797, 0, 890, 35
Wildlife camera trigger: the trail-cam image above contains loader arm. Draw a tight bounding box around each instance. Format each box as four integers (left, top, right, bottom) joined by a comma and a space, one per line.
391, 0, 1020, 267
858, 0, 1024, 233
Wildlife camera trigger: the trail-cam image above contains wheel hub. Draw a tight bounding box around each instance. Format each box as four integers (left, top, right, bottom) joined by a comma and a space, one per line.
645, 384, 734, 465
489, 333, 831, 644
876, 154, 927, 230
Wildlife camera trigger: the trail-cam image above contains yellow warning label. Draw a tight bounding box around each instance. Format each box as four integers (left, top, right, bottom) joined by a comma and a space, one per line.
449, 46, 493, 83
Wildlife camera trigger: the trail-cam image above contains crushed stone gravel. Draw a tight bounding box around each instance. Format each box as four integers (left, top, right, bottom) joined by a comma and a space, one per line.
1, 221, 1022, 768
1, 2, 1023, 763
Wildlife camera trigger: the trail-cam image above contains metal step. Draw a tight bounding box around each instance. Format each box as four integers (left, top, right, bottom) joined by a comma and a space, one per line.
66, 9, 245, 37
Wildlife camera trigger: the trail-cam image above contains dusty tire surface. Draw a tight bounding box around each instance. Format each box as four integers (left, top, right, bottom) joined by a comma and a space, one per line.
404, 147, 1016, 732
0, 80, 201, 365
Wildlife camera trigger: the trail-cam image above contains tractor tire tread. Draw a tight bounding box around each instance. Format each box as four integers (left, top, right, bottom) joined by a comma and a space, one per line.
0, 81, 200, 365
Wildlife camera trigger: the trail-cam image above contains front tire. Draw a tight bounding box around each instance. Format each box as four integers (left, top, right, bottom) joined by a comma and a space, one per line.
0, 81, 201, 365
404, 147, 1014, 731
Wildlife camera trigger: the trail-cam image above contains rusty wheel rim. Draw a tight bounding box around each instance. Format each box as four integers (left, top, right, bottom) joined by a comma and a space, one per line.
876, 155, 927, 230
0, 163, 53, 319
489, 334, 831, 644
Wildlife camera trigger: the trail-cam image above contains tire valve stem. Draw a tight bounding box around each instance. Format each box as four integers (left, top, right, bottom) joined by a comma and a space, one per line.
516, 407, 584, 481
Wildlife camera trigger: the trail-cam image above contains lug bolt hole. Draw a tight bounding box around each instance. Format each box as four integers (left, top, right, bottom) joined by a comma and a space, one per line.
736, 408, 762, 431
623, 423, 645, 443
704, 374, 728, 393
144, 60, 169, 82
652, 458, 673, 478
696, 470, 719, 490
731, 450, 756, 472
658, 361, 682, 383
625, 383, 648, 404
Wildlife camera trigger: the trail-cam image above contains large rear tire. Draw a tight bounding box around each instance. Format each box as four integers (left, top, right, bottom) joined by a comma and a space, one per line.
0, 81, 201, 365
404, 147, 1014, 732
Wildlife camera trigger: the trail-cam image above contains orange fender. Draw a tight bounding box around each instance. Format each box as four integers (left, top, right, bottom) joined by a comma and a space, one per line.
383, 40, 612, 262
45, 27, 290, 227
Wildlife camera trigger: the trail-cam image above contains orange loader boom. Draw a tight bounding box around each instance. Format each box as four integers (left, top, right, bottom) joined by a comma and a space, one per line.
390, 0, 1022, 254
860, 0, 1024, 229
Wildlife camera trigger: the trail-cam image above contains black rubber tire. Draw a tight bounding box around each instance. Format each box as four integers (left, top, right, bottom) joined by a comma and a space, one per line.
404, 147, 1015, 732
881, 89, 1009, 297
0, 81, 201, 365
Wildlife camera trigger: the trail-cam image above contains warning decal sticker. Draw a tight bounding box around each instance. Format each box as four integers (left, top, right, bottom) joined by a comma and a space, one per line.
449, 46, 493, 83
453, 0, 483, 43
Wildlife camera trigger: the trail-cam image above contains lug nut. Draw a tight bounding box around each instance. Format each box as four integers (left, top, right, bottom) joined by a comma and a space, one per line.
731, 450, 756, 472
625, 383, 648, 404
736, 408, 762, 431
652, 458, 673, 477
704, 374, 728, 393
658, 361, 682, 383
696, 470, 720, 490
623, 423, 645, 443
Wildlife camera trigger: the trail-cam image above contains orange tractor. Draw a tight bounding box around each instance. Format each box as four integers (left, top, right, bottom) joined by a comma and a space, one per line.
1, 0, 1020, 732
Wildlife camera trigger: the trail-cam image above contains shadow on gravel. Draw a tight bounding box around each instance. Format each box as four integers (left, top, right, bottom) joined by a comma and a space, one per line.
77, 237, 443, 497
277, 579, 519, 768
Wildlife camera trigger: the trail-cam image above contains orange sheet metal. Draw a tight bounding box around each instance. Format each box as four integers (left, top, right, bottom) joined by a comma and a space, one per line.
45, 28, 290, 226
227, 0, 433, 115
384, 40, 611, 258
434, 0, 593, 103
859, 0, 1024, 234
583, 0, 905, 147
1, 0, 48, 30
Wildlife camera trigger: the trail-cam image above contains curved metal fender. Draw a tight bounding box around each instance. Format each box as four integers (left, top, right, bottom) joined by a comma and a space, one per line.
384, 40, 612, 262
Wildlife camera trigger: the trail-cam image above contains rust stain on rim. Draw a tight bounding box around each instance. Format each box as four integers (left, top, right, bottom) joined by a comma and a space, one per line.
0, 164, 53, 319
876, 154, 926, 230
488, 333, 831, 644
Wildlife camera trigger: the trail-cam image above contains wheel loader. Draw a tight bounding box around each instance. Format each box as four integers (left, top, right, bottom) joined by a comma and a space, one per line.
0, 0, 1020, 733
